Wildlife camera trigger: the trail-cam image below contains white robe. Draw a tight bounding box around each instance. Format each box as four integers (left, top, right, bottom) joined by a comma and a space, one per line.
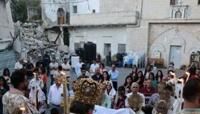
94, 105, 135, 114
29, 87, 46, 113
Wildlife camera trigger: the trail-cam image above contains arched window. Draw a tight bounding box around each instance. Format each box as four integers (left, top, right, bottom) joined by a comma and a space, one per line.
57, 8, 65, 24
175, 10, 182, 18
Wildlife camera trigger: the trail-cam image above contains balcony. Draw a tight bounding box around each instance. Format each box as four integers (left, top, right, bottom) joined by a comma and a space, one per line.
69, 11, 138, 26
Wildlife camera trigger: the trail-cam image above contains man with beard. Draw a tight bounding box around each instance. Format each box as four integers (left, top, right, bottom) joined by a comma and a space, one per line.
2, 70, 39, 114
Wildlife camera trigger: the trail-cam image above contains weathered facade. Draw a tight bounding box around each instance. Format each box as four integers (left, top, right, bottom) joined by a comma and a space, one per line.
41, 0, 70, 27
0, 0, 16, 72
69, 0, 140, 62
0, 0, 14, 50
69, 0, 200, 68
41, 0, 70, 49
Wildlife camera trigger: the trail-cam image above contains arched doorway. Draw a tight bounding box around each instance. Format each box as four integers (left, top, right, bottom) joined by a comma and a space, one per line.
175, 10, 182, 18
57, 8, 65, 24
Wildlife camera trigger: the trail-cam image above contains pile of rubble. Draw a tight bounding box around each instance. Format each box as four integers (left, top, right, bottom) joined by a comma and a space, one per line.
16, 22, 69, 64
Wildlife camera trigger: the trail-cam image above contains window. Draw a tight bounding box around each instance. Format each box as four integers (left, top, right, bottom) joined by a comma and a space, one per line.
104, 43, 111, 56
57, 8, 65, 24
118, 44, 126, 54
198, 0, 200, 5
73, 5, 77, 13
170, 0, 176, 5
175, 10, 182, 18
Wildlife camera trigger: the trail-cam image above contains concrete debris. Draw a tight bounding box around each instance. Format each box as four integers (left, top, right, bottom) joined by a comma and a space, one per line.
15, 22, 69, 64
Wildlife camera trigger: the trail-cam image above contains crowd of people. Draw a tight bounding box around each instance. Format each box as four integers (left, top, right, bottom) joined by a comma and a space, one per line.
0, 55, 200, 114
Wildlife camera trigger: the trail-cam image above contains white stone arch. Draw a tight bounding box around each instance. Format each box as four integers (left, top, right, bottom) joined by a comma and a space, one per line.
150, 25, 200, 66
150, 27, 187, 66
168, 32, 186, 47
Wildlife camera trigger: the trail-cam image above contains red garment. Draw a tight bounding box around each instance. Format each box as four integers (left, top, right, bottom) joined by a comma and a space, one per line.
113, 95, 126, 109
139, 86, 155, 96
40, 74, 48, 84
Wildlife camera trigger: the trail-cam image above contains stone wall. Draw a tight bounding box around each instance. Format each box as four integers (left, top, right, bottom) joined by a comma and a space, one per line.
69, 0, 100, 14
69, 26, 127, 57
148, 23, 200, 67
100, 0, 139, 13
142, 0, 200, 20
41, 0, 69, 27
0, 1, 14, 41
68, 0, 200, 68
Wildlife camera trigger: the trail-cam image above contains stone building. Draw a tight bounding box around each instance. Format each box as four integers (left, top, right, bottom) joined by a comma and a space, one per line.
0, 0, 16, 72
0, 0, 14, 50
41, 0, 70, 47
68, 0, 200, 68
41, 0, 70, 27
69, 0, 139, 62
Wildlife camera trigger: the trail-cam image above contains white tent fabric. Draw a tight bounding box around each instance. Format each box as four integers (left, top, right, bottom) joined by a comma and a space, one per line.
94, 105, 135, 114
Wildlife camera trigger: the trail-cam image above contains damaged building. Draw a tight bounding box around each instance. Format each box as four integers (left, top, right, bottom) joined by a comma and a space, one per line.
0, 0, 16, 72
41, 0, 70, 54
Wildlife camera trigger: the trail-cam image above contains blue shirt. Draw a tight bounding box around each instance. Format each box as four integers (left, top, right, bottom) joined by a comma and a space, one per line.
109, 70, 119, 81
